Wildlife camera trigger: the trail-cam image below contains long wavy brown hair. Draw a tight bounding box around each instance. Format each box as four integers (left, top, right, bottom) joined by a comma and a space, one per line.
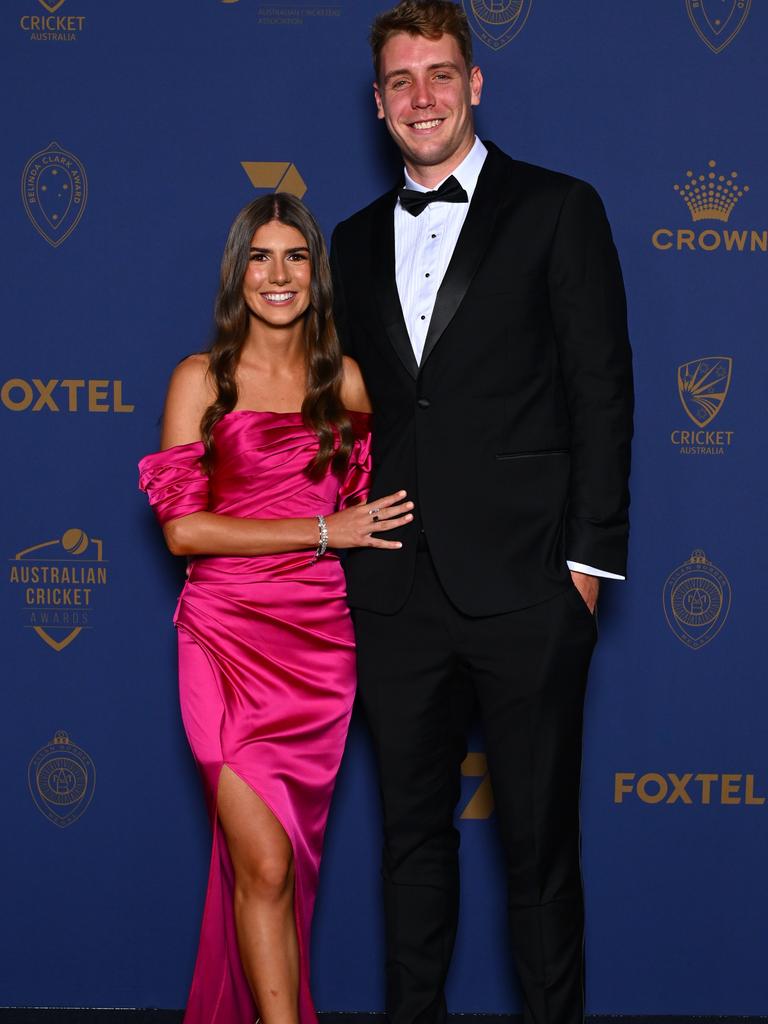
200, 193, 353, 478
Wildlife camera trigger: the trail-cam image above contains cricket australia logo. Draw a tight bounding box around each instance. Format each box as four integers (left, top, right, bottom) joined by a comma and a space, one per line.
678, 357, 732, 427
671, 357, 734, 456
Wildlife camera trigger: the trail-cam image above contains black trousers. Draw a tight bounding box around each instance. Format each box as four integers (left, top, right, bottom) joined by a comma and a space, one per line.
354, 551, 598, 1024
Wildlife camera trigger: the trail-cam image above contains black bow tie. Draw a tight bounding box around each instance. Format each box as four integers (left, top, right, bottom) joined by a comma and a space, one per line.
398, 175, 469, 217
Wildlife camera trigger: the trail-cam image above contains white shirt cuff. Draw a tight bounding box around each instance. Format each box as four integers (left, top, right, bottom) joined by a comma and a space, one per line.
567, 560, 625, 581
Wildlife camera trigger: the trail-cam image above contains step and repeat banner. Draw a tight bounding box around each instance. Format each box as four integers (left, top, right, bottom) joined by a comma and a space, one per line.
1, 0, 766, 1015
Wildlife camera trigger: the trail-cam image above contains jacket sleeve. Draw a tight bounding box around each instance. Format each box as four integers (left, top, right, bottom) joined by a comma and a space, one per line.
547, 180, 634, 577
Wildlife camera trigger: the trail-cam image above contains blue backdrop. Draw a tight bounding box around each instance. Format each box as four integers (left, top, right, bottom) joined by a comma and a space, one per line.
2, 0, 766, 1014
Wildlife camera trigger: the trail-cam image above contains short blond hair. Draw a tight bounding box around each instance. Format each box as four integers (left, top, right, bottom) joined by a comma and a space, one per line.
370, 1, 474, 80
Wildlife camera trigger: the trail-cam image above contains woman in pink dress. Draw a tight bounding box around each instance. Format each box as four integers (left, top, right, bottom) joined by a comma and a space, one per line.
138, 194, 412, 1024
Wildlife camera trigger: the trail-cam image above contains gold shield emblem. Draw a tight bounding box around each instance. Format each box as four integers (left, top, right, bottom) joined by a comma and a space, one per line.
37, 0, 67, 12
686, 0, 751, 53
677, 356, 732, 428
663, 550, 731, 650
28, 731, 96, 827
462, 0, 533, 52
21, 142, 88, 248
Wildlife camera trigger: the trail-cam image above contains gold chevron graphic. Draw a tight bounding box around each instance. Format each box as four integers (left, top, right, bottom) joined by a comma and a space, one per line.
240, 162, 307, 199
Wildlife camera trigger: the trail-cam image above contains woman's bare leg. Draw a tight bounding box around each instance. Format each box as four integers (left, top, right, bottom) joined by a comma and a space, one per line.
217, 765, 299, 1024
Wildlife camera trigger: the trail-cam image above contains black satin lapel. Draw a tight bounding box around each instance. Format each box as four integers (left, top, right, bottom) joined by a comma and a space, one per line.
420, 151, 509, 370
372, 194, 419, 380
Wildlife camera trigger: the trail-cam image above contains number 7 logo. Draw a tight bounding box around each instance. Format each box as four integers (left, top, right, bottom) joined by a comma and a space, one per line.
460, 752, 495, 819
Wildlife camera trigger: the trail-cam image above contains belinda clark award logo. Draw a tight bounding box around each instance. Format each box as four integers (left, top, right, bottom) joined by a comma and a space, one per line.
21, 141, 88, 247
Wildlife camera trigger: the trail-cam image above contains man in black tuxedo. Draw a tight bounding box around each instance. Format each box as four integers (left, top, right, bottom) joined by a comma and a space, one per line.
330, 4, 633, 1024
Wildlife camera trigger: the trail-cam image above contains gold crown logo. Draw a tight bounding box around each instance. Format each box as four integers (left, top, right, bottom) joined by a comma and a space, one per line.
674, 160, 749, 222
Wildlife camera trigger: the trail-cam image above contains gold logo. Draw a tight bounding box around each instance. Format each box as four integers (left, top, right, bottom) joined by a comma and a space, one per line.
19, 2, 86, 42
663, 550, 731, 650
21, 142, 88, 247
462, 0, 533, 51
652, 160, 764, 254
0, 378, 134, 413
9, 529, 108, 651
614, 771, 764, 806
674, 160, 749, 223
686, 0, 750, 53
460, 752, 494, 819
671, 357, 733, 455
28, 731, 96, 827
678, 356, 732, 427
241, 162, 307, 199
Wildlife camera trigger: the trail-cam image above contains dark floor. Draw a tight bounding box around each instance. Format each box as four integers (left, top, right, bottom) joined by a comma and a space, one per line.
0, 1012, 765, 1024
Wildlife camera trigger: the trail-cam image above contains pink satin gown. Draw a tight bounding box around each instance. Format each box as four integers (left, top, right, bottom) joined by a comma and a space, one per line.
138, 410, 372, 1024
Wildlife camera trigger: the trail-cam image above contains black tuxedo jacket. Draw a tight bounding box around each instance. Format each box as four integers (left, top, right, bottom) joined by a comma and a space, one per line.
330, 142, 633, 617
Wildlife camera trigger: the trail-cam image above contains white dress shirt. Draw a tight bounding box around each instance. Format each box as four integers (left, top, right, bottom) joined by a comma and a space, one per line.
393, 136, 623, 581
395, 137, 487, 365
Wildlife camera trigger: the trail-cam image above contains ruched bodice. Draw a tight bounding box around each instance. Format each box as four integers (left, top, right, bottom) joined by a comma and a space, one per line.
139, 410, 371, 1024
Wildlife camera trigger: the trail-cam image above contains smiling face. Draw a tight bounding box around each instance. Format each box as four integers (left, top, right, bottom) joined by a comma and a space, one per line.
374, 31, 483, 185
242, 219, 312, 327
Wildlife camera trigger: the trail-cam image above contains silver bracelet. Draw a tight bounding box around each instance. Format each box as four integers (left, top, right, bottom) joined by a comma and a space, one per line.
313, 514, 329, 561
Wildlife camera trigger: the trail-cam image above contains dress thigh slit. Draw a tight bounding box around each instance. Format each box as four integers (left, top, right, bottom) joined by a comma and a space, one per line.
177, 627, 310, 1024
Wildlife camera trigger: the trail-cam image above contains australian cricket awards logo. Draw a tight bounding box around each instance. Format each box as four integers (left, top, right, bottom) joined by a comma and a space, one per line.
22, 142, 88, 247
671, 356, 734, 455
652, 159, 765, 253
663, 550, 731, 649
28, 731, 95, 827
9, 528, 107, 651
241, 161, 307, 198
462, 0, 532, 51
686, 0, 750, 53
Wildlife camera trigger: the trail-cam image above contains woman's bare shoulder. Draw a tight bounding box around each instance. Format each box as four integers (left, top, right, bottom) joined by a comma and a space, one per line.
170, 353, 211, 391
161, 353, 215, 448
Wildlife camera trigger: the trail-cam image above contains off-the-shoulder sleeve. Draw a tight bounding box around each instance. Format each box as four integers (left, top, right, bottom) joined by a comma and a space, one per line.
138, 442, 209, 526
337, 418, 372, 511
